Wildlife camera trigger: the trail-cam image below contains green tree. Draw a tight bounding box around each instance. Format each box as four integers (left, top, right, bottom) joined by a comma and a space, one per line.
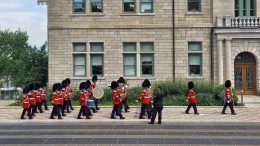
0, 29, 48, 87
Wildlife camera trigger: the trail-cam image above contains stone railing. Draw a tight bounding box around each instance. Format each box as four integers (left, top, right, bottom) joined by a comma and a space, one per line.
37, 0, 48, 5
216, 16, 260, 28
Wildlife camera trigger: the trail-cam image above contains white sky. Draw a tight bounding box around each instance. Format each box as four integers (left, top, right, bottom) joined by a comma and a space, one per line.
0, 0, 47, 47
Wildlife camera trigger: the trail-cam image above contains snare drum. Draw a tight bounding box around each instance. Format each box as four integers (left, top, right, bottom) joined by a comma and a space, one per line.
87, 100, 94, 107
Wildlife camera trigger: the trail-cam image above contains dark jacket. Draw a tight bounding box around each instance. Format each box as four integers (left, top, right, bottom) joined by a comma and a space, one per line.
152, 89, 164, 108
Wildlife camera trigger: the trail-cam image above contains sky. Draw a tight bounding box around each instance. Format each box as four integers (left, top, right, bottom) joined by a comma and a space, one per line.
0, 0, 47, 47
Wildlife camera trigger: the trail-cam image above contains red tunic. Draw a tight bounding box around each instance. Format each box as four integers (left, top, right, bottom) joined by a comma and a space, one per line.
91, 83, 96, 89
52, 92, 59, 105
28, 92, 36, 105
18, 95, 30, 109
112, 89, 120, 105
224, 88, 231, 101
40, 88, 47, 100
35, 90, 42, 103
79, 90, 87, 106
67, 86, 73, 100
57, 91, 63, 105
187, 89, 196, 104
62, 88, 69, 101
139, 89, 151, 104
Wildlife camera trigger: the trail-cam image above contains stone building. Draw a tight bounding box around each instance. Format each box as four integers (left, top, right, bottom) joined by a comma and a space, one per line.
39, 0, 260, 95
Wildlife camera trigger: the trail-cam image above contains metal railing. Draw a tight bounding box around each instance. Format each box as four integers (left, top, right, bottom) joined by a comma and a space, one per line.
216, 16, 260, 28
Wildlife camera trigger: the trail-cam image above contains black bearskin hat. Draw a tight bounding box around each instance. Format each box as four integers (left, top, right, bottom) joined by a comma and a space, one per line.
57, 83, 62, 91
52, 83, 59, 92
225, 80, 231, 88
188, 81, 194, 90
92, 75, 98, 82
142, 79, 151, 88
28, 83, 35, 91
34, 83, 40, 90
23, 86, 30, 94
118, 77, 126, 84
61, 80, 68, 88
110, 81, 119, 89
86, 80, 91, 86
40, 82, 46, 88
65, 78, 71, 84
79, 82, 86, 90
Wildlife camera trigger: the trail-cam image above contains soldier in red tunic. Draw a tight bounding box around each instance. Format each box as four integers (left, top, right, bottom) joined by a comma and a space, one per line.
57, 83, 66, 117
65, 78, 74, 110
185, 81, 199, 115
17, 86, 32, 119
34, 83, 43, 113
40, 83, 48, 110
77, 82, 91, 119
62, 80, 70, 113
28, 83, 36, 116
110, 81, 125, 119
139, 79, 152, 119
222, 80, 237, 115
87, 80, 97, 113
91, 75, 100, 110
118, 77, 130, 112
50, 83, 62, 119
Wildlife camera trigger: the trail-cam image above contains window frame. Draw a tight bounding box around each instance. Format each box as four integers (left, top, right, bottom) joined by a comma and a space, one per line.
123, 42, 137, 77
90, 0, 103, 13
235, 0, 256, 17
188, 42, 203, 77
73, 54, 87, 77
72, 0, 86, 14
187, 0, 201, 12
140, 0, 153, 13
140, 42, 154, 76
90, 42, 104, 77
122, 0, 136, 13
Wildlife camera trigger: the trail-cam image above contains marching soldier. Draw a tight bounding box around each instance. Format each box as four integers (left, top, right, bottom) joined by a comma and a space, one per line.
62, 80, 70, 113
17, 86, 32, 120
87, 80, 97, 113
139, 79, 152, 119
185, 81, 199, 115
149, 86, 165, 124
65, 78, 74, 110
222, 80, 237, 115
34, 83, 43, 113
28, 83, 36, 116
50, 83, 62, 119
40, 83, 48, 110
110, 81, 125, 119
118, 77, 130, 112
77, 82, 91, 119
57, 83, 66, 116
91, 75, 100, 110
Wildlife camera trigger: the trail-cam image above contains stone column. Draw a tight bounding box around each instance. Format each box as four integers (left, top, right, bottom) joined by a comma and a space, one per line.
217, 38, 224, 84
225, 38, 232, 81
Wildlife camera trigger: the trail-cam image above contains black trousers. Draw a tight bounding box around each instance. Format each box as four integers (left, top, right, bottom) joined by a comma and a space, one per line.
94, 98, 99, 110
36, 102, 43, 113
222, 101, 235, 114
59, 104, 65, 115
151, 106, 163, 123
41, 100, 48, 110
120, 99, 130, 112
63, 100, 70, 113
21, 108, 32, 119
78, 106, 90, 118
29, 104, 36, 116
68, 99, 74, 110
139, 103, 152, 118
50, 105, 61, 118
185, 103, 198, 114
111, 104, 123, 118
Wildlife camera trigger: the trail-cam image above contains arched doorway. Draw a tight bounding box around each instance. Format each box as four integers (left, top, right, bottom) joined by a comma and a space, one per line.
234, 52, 257, 95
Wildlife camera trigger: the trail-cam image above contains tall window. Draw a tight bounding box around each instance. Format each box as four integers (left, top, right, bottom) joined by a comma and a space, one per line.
123, 43, 136, 76
90, 43, 104, 76
188, 42, 202, 76
73, 0, 86, 13
140, 0, 153, 13
123, 0, 136, 13
187, 0, 201, 12
73, 43, 86, 77
140, 43, 154, 76
90, 0, 103, 13
235, 0, 256, 17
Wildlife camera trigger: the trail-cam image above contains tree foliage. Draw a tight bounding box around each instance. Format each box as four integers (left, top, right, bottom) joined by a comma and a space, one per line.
0, 29, 48, 87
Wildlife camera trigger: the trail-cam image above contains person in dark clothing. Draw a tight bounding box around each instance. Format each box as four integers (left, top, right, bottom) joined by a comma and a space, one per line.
149, 86, 165, 124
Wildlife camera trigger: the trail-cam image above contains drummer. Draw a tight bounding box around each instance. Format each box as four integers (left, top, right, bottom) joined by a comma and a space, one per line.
86, 80, 97, 113
91, 75, 100, 111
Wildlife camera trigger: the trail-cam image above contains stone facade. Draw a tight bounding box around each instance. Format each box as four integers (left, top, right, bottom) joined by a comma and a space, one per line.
48, 0, 260, 94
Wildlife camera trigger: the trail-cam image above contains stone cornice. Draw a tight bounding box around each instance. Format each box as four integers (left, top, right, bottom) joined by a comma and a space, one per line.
215, 28, 260, 34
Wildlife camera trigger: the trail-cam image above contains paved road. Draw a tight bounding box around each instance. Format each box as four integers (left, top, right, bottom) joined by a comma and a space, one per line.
0, 122, 260, 145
